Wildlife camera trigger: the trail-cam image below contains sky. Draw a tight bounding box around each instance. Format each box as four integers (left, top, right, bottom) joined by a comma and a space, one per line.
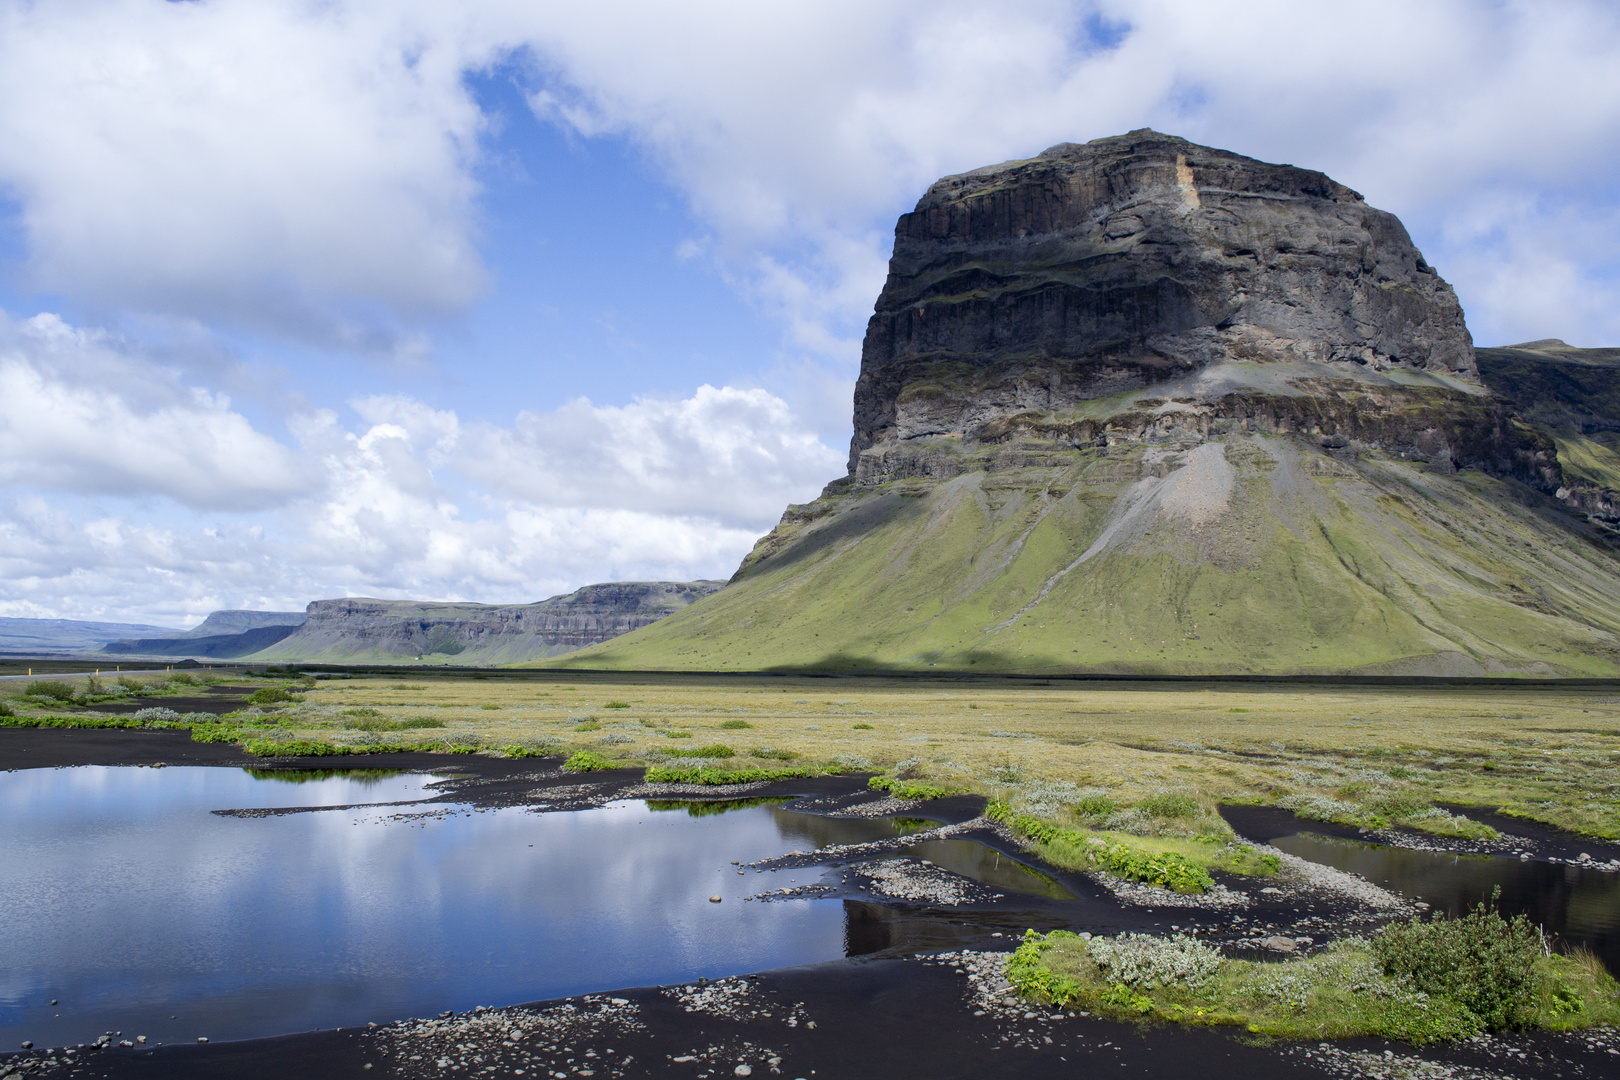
1, 0, 1618, 628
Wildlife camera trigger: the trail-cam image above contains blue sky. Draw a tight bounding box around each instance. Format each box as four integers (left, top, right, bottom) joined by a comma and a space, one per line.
0, 0, 1618, 627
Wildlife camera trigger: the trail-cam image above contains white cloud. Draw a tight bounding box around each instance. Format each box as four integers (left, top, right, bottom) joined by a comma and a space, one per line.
459, 385, 841, 526
0, 0, 491, 350
0, 313, 307, 510
0, 312, 835, 622
3, 0, 1618, 351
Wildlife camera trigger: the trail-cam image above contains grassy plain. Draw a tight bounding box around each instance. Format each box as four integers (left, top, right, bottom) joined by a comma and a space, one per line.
12, 672, 1600, 841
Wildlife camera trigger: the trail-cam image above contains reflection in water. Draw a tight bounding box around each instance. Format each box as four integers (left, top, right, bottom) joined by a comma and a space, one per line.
904, 839, 1074, 900
646, 797, 793, 817
0, 767, 938, 1050
243, 768, 409, 786
1271, 832, 1620, 973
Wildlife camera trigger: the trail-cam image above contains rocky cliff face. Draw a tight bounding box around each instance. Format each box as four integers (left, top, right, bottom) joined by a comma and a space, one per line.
557, 133, 1620, 677
252, 581, 726, 664
847, 130, 1544, 488
1478, 339, 1620, 526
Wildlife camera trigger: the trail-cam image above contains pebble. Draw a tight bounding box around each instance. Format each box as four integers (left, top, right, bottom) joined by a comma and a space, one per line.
710, 895, 723, 903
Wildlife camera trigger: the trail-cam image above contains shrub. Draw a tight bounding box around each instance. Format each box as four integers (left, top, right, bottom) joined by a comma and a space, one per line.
248, 687, 295, 705
1374, 891, 1547, 1029
1075, 792, 1119, 818
852, 722, 874, 730
597, 732, 635, 745
574, 720, 601, 732
344, 716, 445, 732
829, 753, 873, 771
750, 747, 799, 761
1139, 791, 1199, 819
1086, 932, 1225, 990
719, 719, 753, 729
168, 672, 197, 685
133, 707, 183, 723
603, 701, 631, 709
479, 704, 501, 711
663, 744, 735, 758
563, 749, 614, 773
0, 701, 11, 717
869, 775, 951, 800
644, 763, 820, 785
27, 679, 78, 702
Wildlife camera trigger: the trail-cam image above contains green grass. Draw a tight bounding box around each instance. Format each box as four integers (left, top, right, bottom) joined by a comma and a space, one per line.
643, 763, 827, 785
562, 749, 615, 772
989, 802, 1237, 893
542, 434, 1620, 677
869, 775, 952, 800
661, 744, 735, 758
1008, 920, 1620, 1042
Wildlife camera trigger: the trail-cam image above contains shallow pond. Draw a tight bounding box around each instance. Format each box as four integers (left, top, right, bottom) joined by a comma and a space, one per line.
1223, 805, 1620, 972
0, 766, 933, 1048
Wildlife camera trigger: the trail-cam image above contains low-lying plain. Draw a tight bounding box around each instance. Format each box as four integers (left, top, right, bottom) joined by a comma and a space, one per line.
11, 671, 1618, 842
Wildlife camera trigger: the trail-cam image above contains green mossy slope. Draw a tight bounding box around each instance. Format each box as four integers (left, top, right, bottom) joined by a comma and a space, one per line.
544, 434, 1620, 675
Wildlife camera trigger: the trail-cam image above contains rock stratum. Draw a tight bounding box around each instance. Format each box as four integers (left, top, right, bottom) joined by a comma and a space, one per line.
555, 131, 1620, 676
251, 581, 726, 665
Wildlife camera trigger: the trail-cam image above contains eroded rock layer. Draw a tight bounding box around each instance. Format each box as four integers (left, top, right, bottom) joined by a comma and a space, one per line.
849, 130, 1536, 485
254, 581, 726, 664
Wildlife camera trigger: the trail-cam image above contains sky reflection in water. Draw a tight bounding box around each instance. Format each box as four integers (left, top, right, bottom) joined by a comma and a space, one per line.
0, 766, 912, 1047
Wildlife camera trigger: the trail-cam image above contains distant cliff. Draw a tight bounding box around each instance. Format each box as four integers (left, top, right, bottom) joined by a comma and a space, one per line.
249, 581, 727, 664
104, 610, 307, 658
1478, 339, 1620, 526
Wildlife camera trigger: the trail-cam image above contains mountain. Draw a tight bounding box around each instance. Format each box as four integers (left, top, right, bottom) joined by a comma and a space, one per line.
102, 610, 308, 659
0, 617, 182, 655
1477, 339, 1620, 525
249, 581, 727, 664
551, 131, 1620, 676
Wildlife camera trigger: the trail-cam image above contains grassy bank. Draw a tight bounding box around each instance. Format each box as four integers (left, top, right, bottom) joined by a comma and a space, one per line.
1007, 901, 1620, 1042
5, 671, 1619, 843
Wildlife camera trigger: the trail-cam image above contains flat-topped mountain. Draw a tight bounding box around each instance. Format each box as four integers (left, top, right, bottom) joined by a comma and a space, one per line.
253, 580, 726, 665
554, 132, 1620, 677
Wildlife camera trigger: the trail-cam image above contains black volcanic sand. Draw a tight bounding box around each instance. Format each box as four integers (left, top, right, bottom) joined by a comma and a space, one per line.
5, 729, 1620, 1079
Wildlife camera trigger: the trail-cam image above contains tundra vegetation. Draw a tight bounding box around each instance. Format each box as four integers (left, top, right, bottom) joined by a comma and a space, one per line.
5, 668, 1620, 1037
4, 672, 1620, 842
1007, 896, 1620, 1041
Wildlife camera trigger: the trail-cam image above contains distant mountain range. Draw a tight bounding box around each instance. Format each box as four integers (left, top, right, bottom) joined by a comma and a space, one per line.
0, 617, 183, 655
6, 582, 725, 663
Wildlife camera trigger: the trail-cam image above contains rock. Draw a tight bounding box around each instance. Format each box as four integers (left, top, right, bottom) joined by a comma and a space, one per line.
196, 1037, 208, 1043
735, 1067, 753, 1076
20, 1042, 31, 1050
1263, 936, 1298, 953
709, 895, 723, 903
586, 129, 1620, 679
250, 581, 728, 664
846, 129, 1523, 480
1259, 887, 1283, 895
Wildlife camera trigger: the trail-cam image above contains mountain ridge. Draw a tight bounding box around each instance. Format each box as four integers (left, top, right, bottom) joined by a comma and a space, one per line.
546, 131, 1620, 677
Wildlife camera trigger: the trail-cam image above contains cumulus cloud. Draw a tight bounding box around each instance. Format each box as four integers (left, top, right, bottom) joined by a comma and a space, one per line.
0, 312, 834, 622
0, 313, 307, 510
0, 0, 490, 350
2, 1, 1618, 350
459, 385, 841, 526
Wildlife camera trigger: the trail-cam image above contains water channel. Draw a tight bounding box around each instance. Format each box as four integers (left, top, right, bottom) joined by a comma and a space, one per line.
6, 765, 1619, 1056
0, 766, 933, 1049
